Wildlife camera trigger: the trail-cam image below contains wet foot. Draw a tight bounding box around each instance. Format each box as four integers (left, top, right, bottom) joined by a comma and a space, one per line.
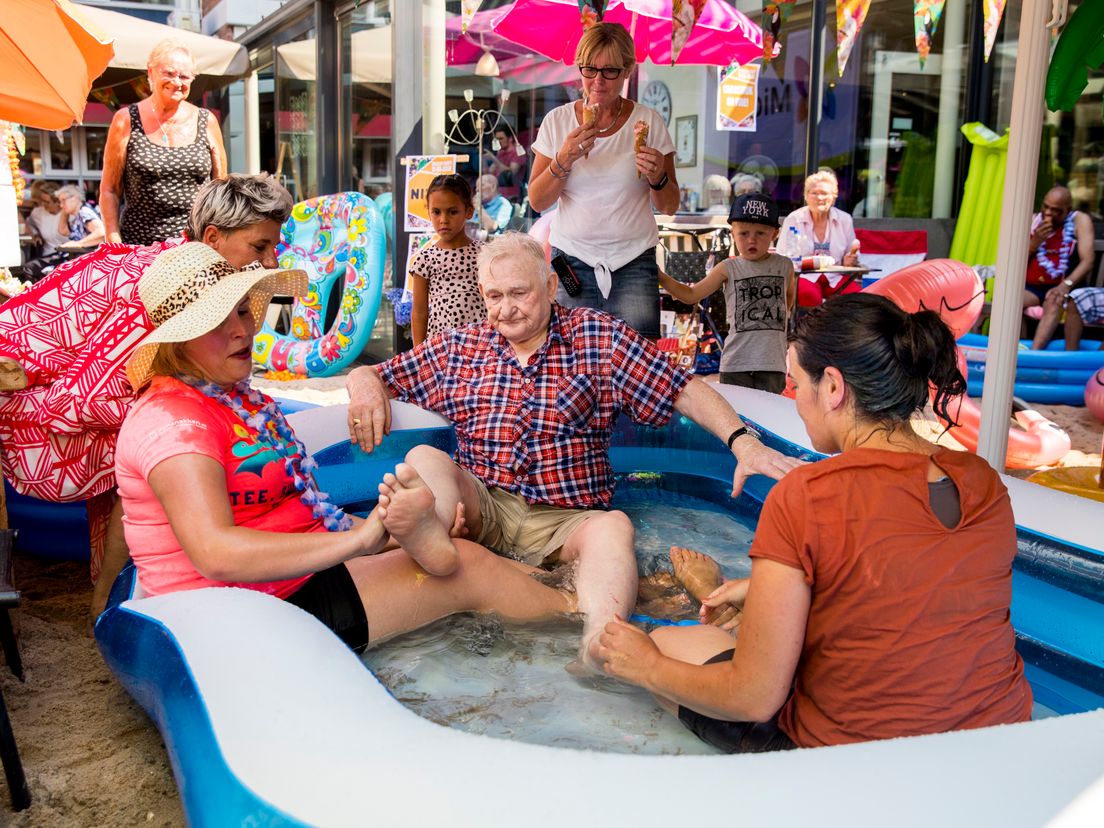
377, 463, 458, 576
0, 358, 28, 391
670, 546, 740, 630
565, 631, 605, 678
635, 574, 696, 622
670, 546, 724, 601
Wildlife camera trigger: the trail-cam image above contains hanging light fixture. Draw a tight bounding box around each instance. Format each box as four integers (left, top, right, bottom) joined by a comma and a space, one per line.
474, 32, 500, 78
475, 48, 500, 77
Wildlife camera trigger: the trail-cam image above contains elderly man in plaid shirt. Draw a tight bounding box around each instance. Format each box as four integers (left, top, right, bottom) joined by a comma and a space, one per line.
347, 232, 800, 673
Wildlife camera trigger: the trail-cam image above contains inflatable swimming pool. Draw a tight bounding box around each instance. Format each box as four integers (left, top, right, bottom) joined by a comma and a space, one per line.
95, 389, 1104, 826
959, 333, 1104, 405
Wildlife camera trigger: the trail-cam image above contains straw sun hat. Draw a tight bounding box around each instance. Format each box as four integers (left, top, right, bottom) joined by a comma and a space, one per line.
126, 242, 307, 390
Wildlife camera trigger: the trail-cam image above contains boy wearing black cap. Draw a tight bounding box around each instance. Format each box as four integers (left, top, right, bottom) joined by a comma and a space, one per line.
659, 193, 795, 393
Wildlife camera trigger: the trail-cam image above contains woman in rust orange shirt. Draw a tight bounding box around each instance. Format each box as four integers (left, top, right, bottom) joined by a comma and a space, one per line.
598, 293, 1032, 751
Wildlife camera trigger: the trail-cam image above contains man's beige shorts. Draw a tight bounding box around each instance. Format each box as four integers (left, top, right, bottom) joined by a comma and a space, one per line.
469, 473, 598, 567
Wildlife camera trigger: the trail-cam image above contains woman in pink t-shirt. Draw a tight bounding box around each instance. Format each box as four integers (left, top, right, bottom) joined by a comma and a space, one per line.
596, 293, 1030, 751
115, 243, 574, 650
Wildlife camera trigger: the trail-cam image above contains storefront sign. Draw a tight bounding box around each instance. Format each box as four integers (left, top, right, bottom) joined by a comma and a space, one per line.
717, 64, 760, 132
403, 155, 459, 232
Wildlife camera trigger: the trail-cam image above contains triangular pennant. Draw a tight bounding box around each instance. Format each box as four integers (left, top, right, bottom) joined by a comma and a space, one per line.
837, 0, 872, 76
672, 0, 707, 65
579, 0, 608, 27
913, 0, 947, 67
460, 0, 484, 34
982, 0, 1007, 62
762, 0, 796, 64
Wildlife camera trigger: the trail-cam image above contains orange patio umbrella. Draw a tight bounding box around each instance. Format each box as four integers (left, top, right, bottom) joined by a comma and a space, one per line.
0, 0, 114, 130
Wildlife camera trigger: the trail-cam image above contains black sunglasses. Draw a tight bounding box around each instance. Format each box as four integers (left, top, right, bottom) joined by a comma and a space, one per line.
579, 65, 624, 80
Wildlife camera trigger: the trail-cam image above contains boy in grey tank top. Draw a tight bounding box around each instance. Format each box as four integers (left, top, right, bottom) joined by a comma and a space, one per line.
659, 194, 795, 393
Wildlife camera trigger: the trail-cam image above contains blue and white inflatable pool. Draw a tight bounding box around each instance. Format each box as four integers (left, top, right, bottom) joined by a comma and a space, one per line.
95, 387, 1104, 826
959, 332, 1104, 405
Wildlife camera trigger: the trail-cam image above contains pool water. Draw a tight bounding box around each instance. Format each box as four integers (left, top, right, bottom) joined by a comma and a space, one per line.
360, 475, 757, 755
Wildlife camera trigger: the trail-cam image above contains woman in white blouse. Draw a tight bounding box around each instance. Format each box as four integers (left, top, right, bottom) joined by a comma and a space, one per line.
527, 22, 679, 338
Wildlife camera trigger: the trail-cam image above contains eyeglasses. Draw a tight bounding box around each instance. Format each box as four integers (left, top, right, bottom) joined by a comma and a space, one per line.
158, 70, 195, 84
579, 65, 623, 80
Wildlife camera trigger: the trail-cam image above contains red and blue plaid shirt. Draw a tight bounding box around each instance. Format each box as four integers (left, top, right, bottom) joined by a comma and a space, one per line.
378, 305, 692, 509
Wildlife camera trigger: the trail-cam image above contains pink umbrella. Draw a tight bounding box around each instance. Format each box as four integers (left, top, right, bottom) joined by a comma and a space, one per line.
493, 0, 765, 66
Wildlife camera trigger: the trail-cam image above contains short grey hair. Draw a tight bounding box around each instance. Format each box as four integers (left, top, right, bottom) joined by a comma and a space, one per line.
147, 39, 196, 73
186, 174, 294, 240
477, 231, 548, 285
55, 185, 84, 202
730, 173, 763, 195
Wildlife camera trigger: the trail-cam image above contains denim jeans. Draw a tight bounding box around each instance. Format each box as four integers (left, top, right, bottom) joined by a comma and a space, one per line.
552, 247, 660, 338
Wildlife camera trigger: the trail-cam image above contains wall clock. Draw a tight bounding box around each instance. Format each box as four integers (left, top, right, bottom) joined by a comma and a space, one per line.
640, 80, 672, 126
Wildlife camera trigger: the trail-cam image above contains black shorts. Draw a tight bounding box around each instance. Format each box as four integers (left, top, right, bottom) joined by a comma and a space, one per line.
677, 650, 798, 753
286, 564, 370, 652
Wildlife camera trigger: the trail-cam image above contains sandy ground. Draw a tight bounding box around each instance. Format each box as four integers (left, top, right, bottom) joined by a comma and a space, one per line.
0, 373, 1100, 823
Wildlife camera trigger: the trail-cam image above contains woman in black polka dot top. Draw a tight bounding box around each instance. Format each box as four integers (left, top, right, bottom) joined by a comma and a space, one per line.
100, 40, 227, 246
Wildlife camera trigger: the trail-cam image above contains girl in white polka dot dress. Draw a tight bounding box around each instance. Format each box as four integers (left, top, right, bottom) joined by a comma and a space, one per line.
410, 175, 486, 345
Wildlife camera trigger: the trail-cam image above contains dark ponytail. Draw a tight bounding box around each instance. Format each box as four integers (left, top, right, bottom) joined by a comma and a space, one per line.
790, 293, 967, 427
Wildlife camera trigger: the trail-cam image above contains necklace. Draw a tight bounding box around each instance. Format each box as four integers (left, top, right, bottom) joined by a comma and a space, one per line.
593, 97, 624, 134
177, 375, 353, 532
152, 105, 180, 146
1034, 211, 1077, 282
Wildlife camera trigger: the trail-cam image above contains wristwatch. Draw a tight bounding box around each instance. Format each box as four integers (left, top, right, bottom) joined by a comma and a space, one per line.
649, 172, 670, 191
726, 425, 760, 450
1062, 278, 1075, 288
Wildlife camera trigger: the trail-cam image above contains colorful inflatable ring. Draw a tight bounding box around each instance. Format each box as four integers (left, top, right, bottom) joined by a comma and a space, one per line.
863, 259, 1071, 469
253, 193, 385, 378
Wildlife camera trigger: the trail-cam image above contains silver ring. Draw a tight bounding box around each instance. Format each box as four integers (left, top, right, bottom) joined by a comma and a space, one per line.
579, 142, 585, 152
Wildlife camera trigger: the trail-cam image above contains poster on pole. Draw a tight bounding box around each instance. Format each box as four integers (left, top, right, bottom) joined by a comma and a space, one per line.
403, 155, 459, 232
404, 233, 435, 295
716, 64, 759, 132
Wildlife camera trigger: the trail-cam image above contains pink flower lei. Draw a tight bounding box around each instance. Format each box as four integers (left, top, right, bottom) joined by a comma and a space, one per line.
179, 375, 352, 532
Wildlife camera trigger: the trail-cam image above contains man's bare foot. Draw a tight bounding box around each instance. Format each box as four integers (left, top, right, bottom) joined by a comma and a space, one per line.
565, 631, 605, 678
377, 464, 458, 576
670, 546, 740, 630
670, 546, 723, 601
0, 358, 28, 391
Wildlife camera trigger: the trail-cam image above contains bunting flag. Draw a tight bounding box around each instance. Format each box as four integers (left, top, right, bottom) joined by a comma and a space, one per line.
836, 0, 871, 76
762, 0, 796, 64
579, 0, 608, 27
982, 0, 1007, 62
914, 0, 947, 67
460, 0, 484, 33
672, 0, 707, 65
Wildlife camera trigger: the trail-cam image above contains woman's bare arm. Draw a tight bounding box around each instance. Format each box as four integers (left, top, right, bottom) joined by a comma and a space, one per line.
99, 107, 132, 243
600, 558, 810, 722
149, 453, 386, 582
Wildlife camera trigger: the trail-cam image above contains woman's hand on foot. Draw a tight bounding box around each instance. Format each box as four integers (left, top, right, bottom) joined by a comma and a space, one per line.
597, 618, 661, 687
700, 578, 749, 630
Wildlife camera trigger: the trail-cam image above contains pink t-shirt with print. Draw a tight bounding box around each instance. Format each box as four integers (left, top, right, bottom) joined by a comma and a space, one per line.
115, 376, 322, 598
